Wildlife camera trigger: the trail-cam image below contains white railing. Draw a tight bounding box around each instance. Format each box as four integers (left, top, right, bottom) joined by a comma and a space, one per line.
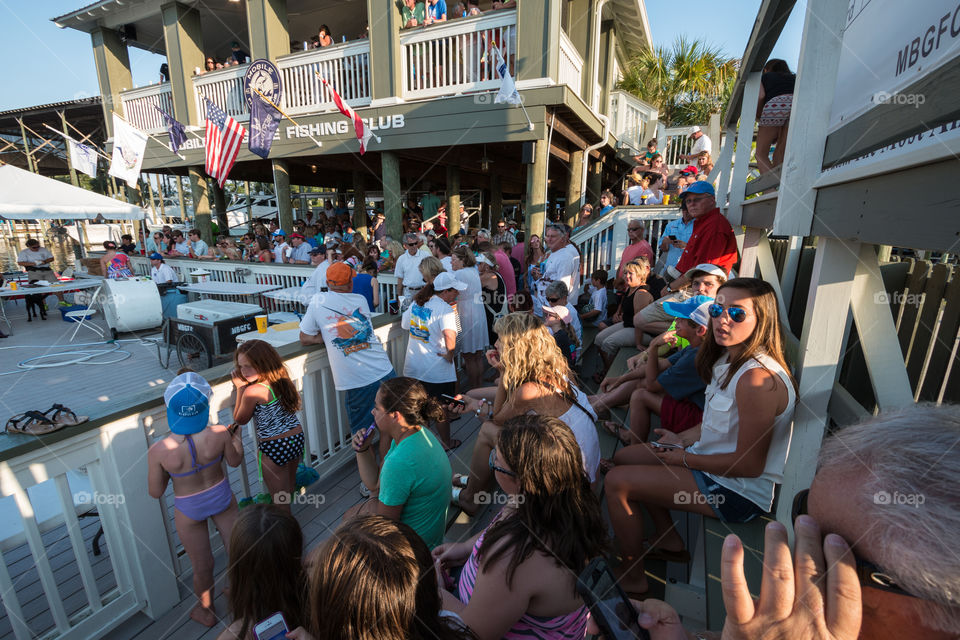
662, 126, 701, 168
400, 10, 517, 100
571, 206, 680, 291
609, 90, 658, 153
558, 31, 584, 96
120, 83, 174, 134
193, 64, 251, 122
0, 311, 408, 639
277, 41, 372, 116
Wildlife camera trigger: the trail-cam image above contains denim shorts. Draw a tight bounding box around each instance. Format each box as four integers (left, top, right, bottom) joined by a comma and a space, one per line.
691, 470, 765, 523
345, 370, 396, 433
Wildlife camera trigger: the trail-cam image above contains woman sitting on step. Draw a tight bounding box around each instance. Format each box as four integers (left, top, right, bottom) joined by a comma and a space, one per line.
604, 278, 797, 596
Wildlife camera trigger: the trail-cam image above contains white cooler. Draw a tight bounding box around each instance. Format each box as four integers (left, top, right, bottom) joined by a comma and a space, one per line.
176, 300, 264, 325
101, 278, 163, 333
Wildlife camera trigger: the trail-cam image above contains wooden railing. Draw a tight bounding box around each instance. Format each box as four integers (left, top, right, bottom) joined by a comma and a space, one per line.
120, 83, 175, 134
399, 10, 517, 100
558, 31, 583, 97
193, 64, 251, 122
277, 42, 372, 116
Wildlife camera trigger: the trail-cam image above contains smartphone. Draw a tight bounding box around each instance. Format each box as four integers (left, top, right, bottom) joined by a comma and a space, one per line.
440, 393, 465, 407
667, 234, 677, 241
576, 558, 650, 640
358, 423, 377, 444
253, 612, 289, 640
651, 441, 683, 449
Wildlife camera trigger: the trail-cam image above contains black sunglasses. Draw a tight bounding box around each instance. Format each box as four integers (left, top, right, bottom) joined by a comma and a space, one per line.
792, 489, 919, 599
708, 303, 748, 323
546, 297, 561, 304
488, 449, 516, 477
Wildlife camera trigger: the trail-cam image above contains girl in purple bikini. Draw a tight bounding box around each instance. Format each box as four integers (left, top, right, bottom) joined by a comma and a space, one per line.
148, 372, 244, 627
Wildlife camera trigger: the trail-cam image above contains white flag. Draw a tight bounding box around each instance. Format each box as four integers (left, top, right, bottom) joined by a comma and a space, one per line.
493, 46, 522, 105
68, 138, 98, 179
108, 113, 147, 188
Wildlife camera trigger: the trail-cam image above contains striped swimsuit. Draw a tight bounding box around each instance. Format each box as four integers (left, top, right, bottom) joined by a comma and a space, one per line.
252, 383, 303, 467
457, 513, 589, 639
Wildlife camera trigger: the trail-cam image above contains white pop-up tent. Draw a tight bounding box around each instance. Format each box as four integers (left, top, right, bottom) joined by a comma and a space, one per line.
0, 164, 142, 220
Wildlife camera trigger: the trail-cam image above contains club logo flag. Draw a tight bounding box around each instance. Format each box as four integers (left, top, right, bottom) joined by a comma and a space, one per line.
316, 72, 374, 154
108, 113, 148, 188
492, 46, 522, 105
68, 137, 98, 179
248, 92, 282, 159
154, 105, 187, 155
203, 98, 246, 187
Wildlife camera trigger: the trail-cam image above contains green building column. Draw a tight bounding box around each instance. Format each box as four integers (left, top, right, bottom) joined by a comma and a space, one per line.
490, 173, 503, 225
210, 181, 229, 234
353, 170, 368, 239
246, 0, 289, 61
565, 148, 585, 226
367, 0, 402, 104
161, 2, 204, 126
382, 152, 403, 240
524, 139, 548, 236
516, 1, 561, 84
272, 159, 294, 233
189, 166, 213, 242
91, 27, 132, 138
446, 165, 461, 235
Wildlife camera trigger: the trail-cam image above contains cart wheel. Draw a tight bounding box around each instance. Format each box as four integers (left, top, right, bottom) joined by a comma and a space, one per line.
176, 332, 209, 370
110, 328, 119, 341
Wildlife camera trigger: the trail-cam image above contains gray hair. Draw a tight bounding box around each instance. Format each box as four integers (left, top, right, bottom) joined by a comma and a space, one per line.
477, 228, 491, 240
545, 281, 569, 299
818, 404, 960, 632
401, 232, 419, 245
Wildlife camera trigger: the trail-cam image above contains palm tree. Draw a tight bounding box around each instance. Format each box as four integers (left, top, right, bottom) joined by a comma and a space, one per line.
618, 36, 738, 127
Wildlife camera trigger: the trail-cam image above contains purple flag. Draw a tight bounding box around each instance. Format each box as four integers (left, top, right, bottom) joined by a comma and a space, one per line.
248, 93, 282, 159
154, 105, 187, 155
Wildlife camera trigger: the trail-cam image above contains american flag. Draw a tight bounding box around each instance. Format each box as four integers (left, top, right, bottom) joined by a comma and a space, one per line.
203, 98, 246, 186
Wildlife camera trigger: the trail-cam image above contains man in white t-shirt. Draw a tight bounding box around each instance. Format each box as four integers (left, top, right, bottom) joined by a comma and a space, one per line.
300, 246, 334, 300
149, 253, 177, 284
680, 126, 712, 161
393, 232, 427, 296
299, 261, 396, 440
532, 223, 581, 316
17, 238, 56, 282
272, 230, 290, 263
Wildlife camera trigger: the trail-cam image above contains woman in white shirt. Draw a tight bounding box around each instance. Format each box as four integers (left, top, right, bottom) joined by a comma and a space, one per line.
603, 277, 796, 596
450, 246, 488, 389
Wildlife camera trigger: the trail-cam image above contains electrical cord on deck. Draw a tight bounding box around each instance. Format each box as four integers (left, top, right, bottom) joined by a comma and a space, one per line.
0, 338, 161, 375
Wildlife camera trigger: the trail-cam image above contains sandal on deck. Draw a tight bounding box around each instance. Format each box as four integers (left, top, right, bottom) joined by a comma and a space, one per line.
599, 420, 633, 446
452, 474, 469, 488
5, 411, 65, 436
41, 404, 88, 427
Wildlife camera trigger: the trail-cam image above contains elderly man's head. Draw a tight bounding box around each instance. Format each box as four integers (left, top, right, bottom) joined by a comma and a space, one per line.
544, 281, 569, 306
808, 404, 960, 638
402, 232, 420, 255
543, 223, 569, 252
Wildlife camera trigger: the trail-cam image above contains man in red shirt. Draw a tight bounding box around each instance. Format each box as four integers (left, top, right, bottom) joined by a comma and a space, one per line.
617, 220, 656, 278
662, 181, 737, 296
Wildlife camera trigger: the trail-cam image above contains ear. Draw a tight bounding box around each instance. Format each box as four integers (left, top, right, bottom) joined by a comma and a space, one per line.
697, 325, 708, 337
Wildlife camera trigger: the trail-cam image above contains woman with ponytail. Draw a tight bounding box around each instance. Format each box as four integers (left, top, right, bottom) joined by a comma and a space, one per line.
344, 377, 454, 549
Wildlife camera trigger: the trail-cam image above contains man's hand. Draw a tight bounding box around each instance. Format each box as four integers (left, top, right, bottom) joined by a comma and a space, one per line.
585, 598, 688, 640
721, 516, 862, 640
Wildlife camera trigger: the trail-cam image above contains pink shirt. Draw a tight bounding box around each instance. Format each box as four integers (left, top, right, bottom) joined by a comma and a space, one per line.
617, 240, 655, 278
511, 242, 526, 271
494, 249, 517, 298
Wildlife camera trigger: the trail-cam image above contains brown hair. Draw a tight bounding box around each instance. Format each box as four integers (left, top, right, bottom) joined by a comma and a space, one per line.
227, 506, 305, 639
234, 340, 301, 412
452, 245, 476, 268
695, 277, 796, 390
418, 256, 445, 282
377, 377, 445, 427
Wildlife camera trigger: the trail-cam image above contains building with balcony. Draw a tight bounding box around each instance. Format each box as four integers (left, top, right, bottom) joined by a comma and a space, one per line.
54, 0, 655, 239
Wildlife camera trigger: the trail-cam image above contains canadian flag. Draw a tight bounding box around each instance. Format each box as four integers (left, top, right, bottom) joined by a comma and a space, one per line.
316, 72, 376, 154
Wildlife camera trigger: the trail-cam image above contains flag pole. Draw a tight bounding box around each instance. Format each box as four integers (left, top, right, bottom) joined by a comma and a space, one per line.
485, 42, 534, 131
42, 123, 111, 161
251, 88, 323, 150
314, 71, 382, 146
111, 110, 186, 160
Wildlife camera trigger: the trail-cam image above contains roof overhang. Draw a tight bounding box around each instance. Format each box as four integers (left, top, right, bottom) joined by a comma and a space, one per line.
609, 0, 652, 60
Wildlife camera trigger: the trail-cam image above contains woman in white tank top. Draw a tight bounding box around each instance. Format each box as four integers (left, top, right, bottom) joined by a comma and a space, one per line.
603, 278, 797, 596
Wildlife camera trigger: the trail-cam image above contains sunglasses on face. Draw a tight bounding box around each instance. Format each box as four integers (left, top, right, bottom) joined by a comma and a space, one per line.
708, 303, 748, 323
546, 297, 561, 304
489, 449, 516, 477
792, 489, 920, 599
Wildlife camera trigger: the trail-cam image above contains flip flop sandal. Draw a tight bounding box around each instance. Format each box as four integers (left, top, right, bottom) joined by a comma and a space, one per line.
443, 438, 462, 452
5, 411, 64, 436
599, 420, 633, 446
41, 404, 89, 427
452, 474, 469, 488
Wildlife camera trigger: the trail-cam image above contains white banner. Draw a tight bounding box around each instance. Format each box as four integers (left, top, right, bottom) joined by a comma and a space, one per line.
828, 0, 960, 132
68, 138, 98, 179
108, 113, 147, 188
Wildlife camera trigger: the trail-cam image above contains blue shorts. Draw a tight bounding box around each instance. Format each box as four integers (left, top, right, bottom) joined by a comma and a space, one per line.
346, 370, 396, 433
691, 470, 766, 523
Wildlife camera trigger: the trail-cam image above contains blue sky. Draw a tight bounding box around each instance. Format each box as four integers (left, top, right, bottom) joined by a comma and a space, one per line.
0, 0, 805, 112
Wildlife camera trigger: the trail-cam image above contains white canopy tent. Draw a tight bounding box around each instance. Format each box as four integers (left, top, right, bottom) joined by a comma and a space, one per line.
0, 164, 142, 220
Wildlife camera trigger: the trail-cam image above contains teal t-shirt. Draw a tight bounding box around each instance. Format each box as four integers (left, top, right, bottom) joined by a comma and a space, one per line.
420, 193, 442, 219
379, 428, 452, 549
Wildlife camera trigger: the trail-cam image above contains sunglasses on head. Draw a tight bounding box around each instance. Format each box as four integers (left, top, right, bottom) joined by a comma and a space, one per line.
488, 449, 516, 477
791, 489, 920, 599
708, 303, 748, 323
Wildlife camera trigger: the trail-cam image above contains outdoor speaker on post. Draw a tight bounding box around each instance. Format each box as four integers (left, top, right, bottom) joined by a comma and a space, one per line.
521, 141, 535, 164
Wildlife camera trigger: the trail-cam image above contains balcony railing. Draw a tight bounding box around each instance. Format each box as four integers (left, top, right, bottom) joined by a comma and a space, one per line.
608, 90, 658, 152
399, 10, 517, 100
558, 31, 583, 97
277, 41, 372, 116
119, 83, 174, 134
193, 64, 251, 122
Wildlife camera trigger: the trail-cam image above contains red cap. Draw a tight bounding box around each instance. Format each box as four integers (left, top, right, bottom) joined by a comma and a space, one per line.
289, 233, 305, 239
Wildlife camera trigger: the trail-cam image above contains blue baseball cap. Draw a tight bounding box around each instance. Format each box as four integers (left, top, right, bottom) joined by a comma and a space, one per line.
163, 372, 213, 435
680, 181, 715, 198
149, 252, 164, 260
272, 229, 287, 237
662, 294, 714, 328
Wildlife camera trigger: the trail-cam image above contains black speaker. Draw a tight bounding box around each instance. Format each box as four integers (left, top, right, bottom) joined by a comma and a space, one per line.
521, 141, 536, 164
119, 24, 137, 43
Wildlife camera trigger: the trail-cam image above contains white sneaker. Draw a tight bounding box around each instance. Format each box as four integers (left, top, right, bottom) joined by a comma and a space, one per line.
359, 482, 371, 498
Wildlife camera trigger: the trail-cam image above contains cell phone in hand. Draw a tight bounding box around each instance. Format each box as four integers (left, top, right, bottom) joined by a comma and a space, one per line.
651, 441, 683, 449
576, 558, 650, 640
440, 394, 465, 407
253, 612, 289, 640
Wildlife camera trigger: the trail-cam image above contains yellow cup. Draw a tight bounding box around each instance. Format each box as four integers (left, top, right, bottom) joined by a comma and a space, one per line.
9, 282, 17, 291
662, 194, 671, 205
255, 315, 268, 333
